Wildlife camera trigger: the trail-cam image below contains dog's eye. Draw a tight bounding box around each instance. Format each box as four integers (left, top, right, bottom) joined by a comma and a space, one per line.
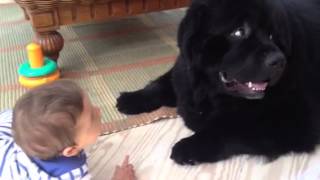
231, 28, 246, 38
230, 24, 250, 39
269, 34, 273, 40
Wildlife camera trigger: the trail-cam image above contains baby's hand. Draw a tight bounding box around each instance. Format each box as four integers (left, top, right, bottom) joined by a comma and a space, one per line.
111, 156, 136, 180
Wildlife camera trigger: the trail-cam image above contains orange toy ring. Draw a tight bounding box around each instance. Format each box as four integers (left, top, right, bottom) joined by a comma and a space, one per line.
19, 70, 60, 88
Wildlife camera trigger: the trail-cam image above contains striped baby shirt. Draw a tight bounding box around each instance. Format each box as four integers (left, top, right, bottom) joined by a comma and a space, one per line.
0, 110, 91, 180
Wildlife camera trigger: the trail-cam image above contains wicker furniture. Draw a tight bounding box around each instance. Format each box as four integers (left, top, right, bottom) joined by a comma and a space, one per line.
15, 0, 189, 62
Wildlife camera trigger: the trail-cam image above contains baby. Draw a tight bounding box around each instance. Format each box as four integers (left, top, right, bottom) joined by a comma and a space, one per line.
0, 80, 136, 180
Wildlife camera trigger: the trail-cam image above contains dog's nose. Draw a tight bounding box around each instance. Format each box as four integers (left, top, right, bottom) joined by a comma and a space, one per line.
265, 53, 286, 69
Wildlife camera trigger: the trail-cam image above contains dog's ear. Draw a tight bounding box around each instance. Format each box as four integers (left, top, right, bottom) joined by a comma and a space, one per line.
268, 0, 320, 59
177, 2, 208, 50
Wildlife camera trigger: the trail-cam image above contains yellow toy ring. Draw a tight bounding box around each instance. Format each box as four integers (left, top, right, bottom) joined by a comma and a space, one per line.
19, 70, 60, 88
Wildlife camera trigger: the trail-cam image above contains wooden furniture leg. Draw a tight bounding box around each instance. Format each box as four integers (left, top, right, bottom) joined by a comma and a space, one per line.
35, 31, 64, 62
22, 8, 29, 20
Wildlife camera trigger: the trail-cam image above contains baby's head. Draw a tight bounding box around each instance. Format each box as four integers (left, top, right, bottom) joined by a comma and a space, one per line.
12, 80, 102, 160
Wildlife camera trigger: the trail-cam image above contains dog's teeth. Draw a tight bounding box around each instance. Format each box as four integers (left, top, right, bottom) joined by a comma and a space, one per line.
248, 82, 253, 88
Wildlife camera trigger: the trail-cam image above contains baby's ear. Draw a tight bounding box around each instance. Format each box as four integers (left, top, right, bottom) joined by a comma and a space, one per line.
61, 146, 81, 157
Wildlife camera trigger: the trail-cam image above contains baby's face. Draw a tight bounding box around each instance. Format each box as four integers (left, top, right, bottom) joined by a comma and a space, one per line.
74, 92, 102, 148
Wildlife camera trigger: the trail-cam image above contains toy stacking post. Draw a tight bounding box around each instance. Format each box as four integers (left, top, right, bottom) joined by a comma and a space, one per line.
18, 43, 60, 88
27, 43, 44, 68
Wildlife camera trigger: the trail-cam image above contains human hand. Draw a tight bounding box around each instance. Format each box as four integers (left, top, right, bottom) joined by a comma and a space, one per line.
111, 156, 136, 180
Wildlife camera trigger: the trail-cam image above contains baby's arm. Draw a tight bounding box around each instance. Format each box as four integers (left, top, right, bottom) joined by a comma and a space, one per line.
111, 156, 136, 180
0, 110, 13, 141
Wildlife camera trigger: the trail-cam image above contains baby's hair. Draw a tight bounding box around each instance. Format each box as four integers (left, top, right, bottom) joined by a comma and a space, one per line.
12, 80, 84, 159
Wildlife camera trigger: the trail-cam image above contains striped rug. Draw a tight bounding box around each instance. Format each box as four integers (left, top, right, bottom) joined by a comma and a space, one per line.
0, 3, 184, 134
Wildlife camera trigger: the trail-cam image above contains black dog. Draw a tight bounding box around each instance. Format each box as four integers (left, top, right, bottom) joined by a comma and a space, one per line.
117, 0, 320, 165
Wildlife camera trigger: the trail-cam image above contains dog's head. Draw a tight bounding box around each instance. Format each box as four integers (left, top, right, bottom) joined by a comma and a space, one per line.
179, 0, 294, 99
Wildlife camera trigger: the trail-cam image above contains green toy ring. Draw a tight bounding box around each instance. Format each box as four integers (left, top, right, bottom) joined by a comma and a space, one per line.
18, 58, 58, 78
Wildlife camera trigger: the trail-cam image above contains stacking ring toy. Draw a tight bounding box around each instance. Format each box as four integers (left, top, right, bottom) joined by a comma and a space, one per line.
19, 70, 60, 88
18, 43, 60, 88
18, 58, 57, 78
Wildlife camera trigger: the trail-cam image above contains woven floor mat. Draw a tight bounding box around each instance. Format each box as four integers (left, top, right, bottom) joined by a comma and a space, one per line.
0, 4, 185, 134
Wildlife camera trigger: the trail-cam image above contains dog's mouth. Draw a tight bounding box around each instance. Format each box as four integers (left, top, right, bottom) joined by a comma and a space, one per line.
219, 72, 269, 99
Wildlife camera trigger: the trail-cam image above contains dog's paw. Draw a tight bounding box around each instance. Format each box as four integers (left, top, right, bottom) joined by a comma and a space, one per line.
116, 92, 145, 114
117, 91, 159, 114
170, 138, 202, 165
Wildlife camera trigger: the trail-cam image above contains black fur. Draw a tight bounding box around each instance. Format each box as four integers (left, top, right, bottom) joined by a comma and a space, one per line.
117, 0, 320, 165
